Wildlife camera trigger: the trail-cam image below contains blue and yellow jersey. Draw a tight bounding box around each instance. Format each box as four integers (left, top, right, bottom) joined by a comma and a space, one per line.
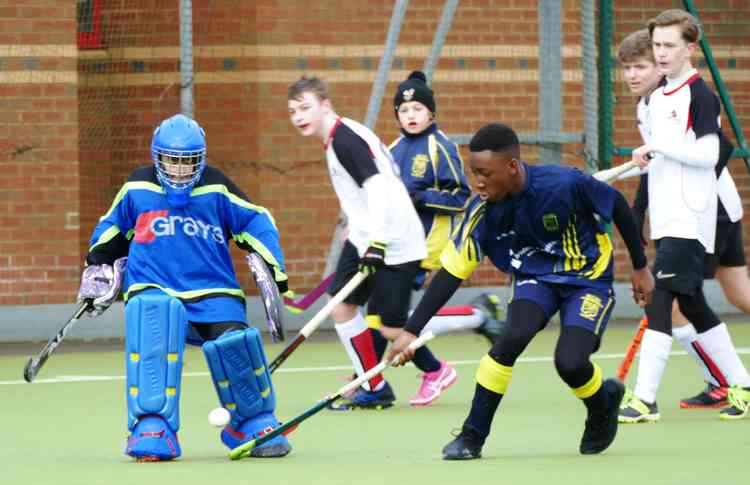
390, 123, 470, 270
441, 163, 617, 289
86, 165, 286, 323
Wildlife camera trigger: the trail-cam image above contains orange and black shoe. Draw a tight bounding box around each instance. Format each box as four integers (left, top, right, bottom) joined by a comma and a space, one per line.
679, 383, 728, 409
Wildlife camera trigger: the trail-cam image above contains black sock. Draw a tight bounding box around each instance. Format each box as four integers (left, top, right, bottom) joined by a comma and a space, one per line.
463, 383, 503, 443
412, 346, 441, 373
369, 328, 388, 361
582, 385, 609, 413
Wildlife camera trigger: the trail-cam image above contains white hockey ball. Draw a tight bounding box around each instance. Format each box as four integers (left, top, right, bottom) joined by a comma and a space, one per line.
208, 407, 231, 428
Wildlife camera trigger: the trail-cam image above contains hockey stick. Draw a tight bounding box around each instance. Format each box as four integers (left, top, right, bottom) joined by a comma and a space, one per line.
617, 317, 648, 382
268, 272, 367, 374
230, 331, 435, 460
593, 160, 638, 183
23, 299, 94, 383
247, 253, 285, 342
283, 273, 335, 314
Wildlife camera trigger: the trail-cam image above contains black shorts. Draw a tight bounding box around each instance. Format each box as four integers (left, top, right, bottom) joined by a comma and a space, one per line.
703, 219, 746, 278
653, 237, 705, 296
328, 240, 420, 327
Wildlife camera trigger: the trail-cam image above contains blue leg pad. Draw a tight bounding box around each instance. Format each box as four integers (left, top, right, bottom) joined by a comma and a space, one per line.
125, 415, 181, 461
125, 292, 187, 454
203, 328, 290, 456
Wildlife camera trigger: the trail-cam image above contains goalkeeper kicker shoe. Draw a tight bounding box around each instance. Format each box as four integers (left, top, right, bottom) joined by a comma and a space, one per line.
719, 386, 750, 420
579, 378, 625, 455
125, 415, 181, 461
679, 383, 728, 409
442, 427, 484, 460
328, 381, 396, 411
221, 412, 292, 458
618, 391, 660, 423
471, 293, 506, 345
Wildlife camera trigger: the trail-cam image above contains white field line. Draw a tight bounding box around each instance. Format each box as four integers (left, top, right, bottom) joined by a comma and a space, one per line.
1, 348, 748, 386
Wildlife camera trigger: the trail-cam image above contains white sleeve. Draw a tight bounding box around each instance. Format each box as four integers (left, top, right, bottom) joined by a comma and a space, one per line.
363, 173, 391, 244
653, 133, 719, 169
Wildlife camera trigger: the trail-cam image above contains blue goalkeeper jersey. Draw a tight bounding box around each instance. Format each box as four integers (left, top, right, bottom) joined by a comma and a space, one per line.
86, 165, 286, 323
440, 162, 617, 289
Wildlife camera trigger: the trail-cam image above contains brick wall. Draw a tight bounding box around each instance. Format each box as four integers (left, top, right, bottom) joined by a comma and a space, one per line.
0, 1, 80, 305
1, 0, 748, 305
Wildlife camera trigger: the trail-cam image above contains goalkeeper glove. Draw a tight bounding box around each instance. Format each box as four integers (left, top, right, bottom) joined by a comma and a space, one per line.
359, 241, 386, 275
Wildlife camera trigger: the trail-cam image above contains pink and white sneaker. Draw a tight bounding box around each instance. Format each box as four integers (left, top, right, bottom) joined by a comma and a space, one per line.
409, 361, 458, 407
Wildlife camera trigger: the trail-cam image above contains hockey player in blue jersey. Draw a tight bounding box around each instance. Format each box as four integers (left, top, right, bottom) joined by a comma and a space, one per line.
389, 123, 655, 459
76, 114, 292, 461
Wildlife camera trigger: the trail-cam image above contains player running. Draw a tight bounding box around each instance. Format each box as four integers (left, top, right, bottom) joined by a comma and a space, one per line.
389, 123, 654, 459
77, 114, 292, 460
287, 75, 455, 409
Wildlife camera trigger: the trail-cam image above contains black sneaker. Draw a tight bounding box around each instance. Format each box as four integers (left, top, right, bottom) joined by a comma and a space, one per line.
471, 293, 506, 345
679, 383, 728, 409
442, 427, 484, 460
580, 378, 625, 455
327, 381, 396, 411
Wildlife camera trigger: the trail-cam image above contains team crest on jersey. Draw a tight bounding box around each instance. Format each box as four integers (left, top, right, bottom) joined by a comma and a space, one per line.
542, 213, 559, 231
579, 294, 603, 321
402, 88, 415, 101
411, 154, 429, 178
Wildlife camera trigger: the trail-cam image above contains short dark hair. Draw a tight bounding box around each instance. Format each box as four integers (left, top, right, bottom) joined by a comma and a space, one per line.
648, 9, 701, 44
618, 29, 654, 64
288, 75, 330, 101
469, 123, 520, 157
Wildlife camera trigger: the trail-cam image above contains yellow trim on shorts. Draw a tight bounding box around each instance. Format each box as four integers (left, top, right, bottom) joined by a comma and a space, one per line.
475, 354, 513, 394
572, 362, 602, 399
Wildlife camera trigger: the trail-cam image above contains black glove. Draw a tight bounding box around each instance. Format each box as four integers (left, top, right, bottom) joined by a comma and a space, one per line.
359, 241, 386, 275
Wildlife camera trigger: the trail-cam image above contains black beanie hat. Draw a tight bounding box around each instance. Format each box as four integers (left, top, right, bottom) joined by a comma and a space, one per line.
394, 70, 436, 115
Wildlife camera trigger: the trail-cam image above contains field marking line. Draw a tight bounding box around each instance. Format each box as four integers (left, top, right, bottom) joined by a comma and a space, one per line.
1, 348, 747, 386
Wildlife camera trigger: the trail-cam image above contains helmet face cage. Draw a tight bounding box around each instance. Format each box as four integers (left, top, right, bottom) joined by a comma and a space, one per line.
152, 146, 206, 190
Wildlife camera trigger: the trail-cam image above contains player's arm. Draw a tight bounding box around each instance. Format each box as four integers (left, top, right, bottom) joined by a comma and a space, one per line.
216, 171, 289, 292
636, 87, 721, 169
612, 189, 653, 305
415, 139, 471, 214
86, 178, 143, 265
578, 173, 653, 305
631, 174, 648, 246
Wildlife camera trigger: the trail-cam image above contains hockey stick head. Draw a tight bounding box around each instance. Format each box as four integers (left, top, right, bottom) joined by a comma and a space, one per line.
23, 357, 37, 383
246, 253, 285, 342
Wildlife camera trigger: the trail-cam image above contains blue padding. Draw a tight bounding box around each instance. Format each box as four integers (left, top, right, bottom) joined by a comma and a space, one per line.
202, 328, 275, 429
125, 293, 187, 432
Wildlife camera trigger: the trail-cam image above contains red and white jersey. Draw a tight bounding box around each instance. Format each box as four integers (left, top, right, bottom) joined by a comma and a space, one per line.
645, 69, 721, 252
324, 117, 426, 265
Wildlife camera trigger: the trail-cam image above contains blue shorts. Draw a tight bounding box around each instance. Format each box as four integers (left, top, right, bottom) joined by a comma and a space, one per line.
509, 276, 615, 336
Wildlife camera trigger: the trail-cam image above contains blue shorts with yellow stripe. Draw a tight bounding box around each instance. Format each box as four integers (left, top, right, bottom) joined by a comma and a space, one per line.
510, 276, 615, 336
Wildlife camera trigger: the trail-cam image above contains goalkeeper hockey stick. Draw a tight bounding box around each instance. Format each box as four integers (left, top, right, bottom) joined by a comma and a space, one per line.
23, 299, 93, 383
617, 317, 648, 382
268, 271, 367, 374
247, 253, 285, 342
230, 331, 435, 460
283, 273, 335, 314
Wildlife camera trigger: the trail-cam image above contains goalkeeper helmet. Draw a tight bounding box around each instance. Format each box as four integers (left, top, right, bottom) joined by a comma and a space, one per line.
151, 114, 206, 208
